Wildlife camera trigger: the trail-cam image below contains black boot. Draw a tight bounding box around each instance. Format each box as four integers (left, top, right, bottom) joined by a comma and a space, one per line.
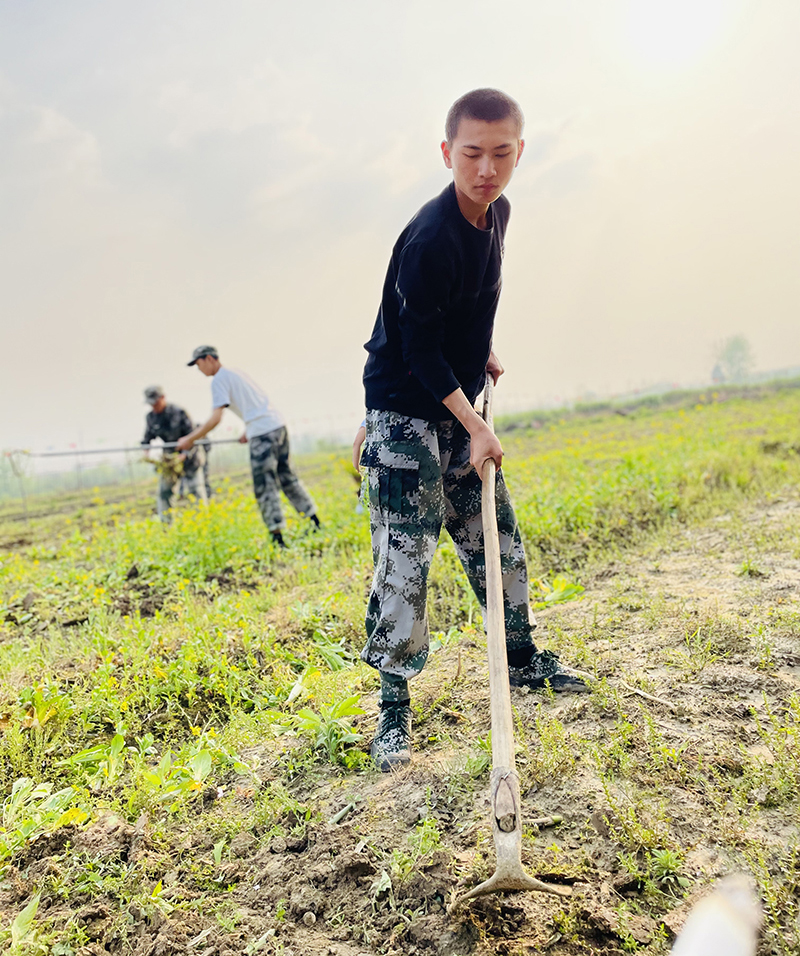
370, 700, 412, 772
507, 647, 590, 693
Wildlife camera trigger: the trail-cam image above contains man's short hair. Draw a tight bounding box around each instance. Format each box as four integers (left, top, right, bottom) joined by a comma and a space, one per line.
445, 89, 524, 144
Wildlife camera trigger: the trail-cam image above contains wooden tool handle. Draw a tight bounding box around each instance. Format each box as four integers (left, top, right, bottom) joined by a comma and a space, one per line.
480, 373, 516, 771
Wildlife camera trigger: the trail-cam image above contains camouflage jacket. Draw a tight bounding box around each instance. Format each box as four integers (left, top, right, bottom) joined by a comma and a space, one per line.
142, 404, 202, 475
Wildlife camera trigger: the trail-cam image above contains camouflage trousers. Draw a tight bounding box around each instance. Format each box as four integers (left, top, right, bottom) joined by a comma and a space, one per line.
250, 427, 317, 531
157, 449, 207, 523
180, 447, 213, 500
361, 409, 534, 682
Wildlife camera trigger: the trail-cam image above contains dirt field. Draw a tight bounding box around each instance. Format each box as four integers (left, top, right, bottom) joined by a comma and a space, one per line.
3, 488, 798, 955
3, 391, 800, 955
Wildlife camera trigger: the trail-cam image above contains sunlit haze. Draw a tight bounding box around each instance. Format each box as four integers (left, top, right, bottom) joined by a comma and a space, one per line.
625, 0, 730, 67
2, 0, 799, 451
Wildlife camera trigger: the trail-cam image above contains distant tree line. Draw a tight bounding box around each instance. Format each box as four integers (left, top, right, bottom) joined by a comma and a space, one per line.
712, 335, 755, 384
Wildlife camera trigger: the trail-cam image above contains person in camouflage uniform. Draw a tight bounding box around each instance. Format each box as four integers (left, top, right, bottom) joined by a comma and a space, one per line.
141, 386, 207, 522
177, 347, 319, 546
357, 89, 588, 772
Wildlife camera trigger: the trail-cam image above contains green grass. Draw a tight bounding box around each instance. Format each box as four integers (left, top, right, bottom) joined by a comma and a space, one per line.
2, 387, 800, 951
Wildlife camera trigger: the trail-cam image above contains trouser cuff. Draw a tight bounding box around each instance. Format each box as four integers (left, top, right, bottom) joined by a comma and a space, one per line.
506, 643, 538, 667
380, 672, 410, 703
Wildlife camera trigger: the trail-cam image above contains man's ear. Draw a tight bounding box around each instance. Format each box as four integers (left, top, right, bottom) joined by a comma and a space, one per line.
441, 140, 453, 169
515, 138, 525, 167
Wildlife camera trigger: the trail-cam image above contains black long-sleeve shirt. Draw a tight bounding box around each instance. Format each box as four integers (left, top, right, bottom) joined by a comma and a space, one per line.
363, 182, 510, 420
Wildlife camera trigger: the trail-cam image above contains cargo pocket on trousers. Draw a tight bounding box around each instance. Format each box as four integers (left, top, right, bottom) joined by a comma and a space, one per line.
363, 441, 421, 521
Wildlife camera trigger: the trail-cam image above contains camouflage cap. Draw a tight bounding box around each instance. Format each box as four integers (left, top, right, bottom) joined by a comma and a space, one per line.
144, 385, 164, 405
187, 345, 219, 366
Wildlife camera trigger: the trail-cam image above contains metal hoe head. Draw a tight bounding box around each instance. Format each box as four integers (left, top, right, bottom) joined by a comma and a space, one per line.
455, 768, 571, 904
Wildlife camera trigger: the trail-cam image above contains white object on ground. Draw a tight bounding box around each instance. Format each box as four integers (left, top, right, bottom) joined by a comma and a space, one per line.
672, 874, 762, 956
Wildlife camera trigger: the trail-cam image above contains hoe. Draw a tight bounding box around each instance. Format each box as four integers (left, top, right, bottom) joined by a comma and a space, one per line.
455, 375, 572, 906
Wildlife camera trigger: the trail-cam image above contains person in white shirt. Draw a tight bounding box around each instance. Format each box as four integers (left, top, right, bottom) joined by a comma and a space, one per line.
177, 346, 319, 546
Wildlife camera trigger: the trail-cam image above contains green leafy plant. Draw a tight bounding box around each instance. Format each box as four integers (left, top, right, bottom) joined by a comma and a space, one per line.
60, 733, 127, 789
212, 838, 227, 867
294, 695, 365, 768
0, 778, 88, 874
7, 893, 41, 953
391, 816, 442, 883
464, 732, 492, 778
370, 868, 396, 912
148, 879, 174, 916
665, 626, 720, 675
531, 575, 585, 608
649, 848, 689, 890
141, 747, 213, 809
19, 685, 71, 732
737, 557, 766, 578
136, 734, 254, 812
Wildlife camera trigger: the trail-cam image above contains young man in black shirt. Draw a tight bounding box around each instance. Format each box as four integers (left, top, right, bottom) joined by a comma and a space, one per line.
357, 89, 588, 772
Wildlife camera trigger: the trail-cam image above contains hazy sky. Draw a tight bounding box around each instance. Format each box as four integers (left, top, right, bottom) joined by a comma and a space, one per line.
2, 0, 799, 451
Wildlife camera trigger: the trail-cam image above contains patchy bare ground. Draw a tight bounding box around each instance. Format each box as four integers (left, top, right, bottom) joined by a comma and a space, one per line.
3, 491, 800, 956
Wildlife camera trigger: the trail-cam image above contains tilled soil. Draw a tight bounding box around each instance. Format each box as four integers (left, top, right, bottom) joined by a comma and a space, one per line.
3, 494, 800, 955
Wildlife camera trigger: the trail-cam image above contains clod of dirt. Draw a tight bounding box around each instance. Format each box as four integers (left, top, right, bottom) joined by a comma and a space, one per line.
113, 582, 166, 618
580, 902, 658, 944
290, 885, 324, 916
435, 923, 482, 956
391, 784, 430, 827
661, 886, 715, 939
229, 830, 257, 858
129, 811, 150, 864
611, 870, 646, 894
407, 915, 447, 945
76, 902, 111, 940
126, 564, 140, 580
269, 835, 287, 853
330, 850, 376, 882
626, 913, 660, 944
14, 825, 77, 868
216, 861, 244, 882
302, 911, 316, 926
76, 944, 108, 956
285, 833, 308, 852
73, 811, 134, 861
589, 809, 611, 836
0, 867, 32, 905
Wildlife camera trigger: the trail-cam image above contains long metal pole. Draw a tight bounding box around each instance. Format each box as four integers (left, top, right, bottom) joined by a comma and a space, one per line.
14, 438, 242, 459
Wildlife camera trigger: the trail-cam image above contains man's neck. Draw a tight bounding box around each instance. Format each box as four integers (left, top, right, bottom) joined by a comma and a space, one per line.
454, 185, 490, 230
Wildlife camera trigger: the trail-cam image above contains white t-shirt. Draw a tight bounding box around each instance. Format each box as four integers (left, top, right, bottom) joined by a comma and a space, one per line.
210, 366, 285, 439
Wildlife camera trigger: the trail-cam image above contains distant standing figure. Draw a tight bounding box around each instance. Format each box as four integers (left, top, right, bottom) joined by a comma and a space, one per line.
177, 347, 319, 547
179, 445, 213, 501
141, 386, 207, 522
